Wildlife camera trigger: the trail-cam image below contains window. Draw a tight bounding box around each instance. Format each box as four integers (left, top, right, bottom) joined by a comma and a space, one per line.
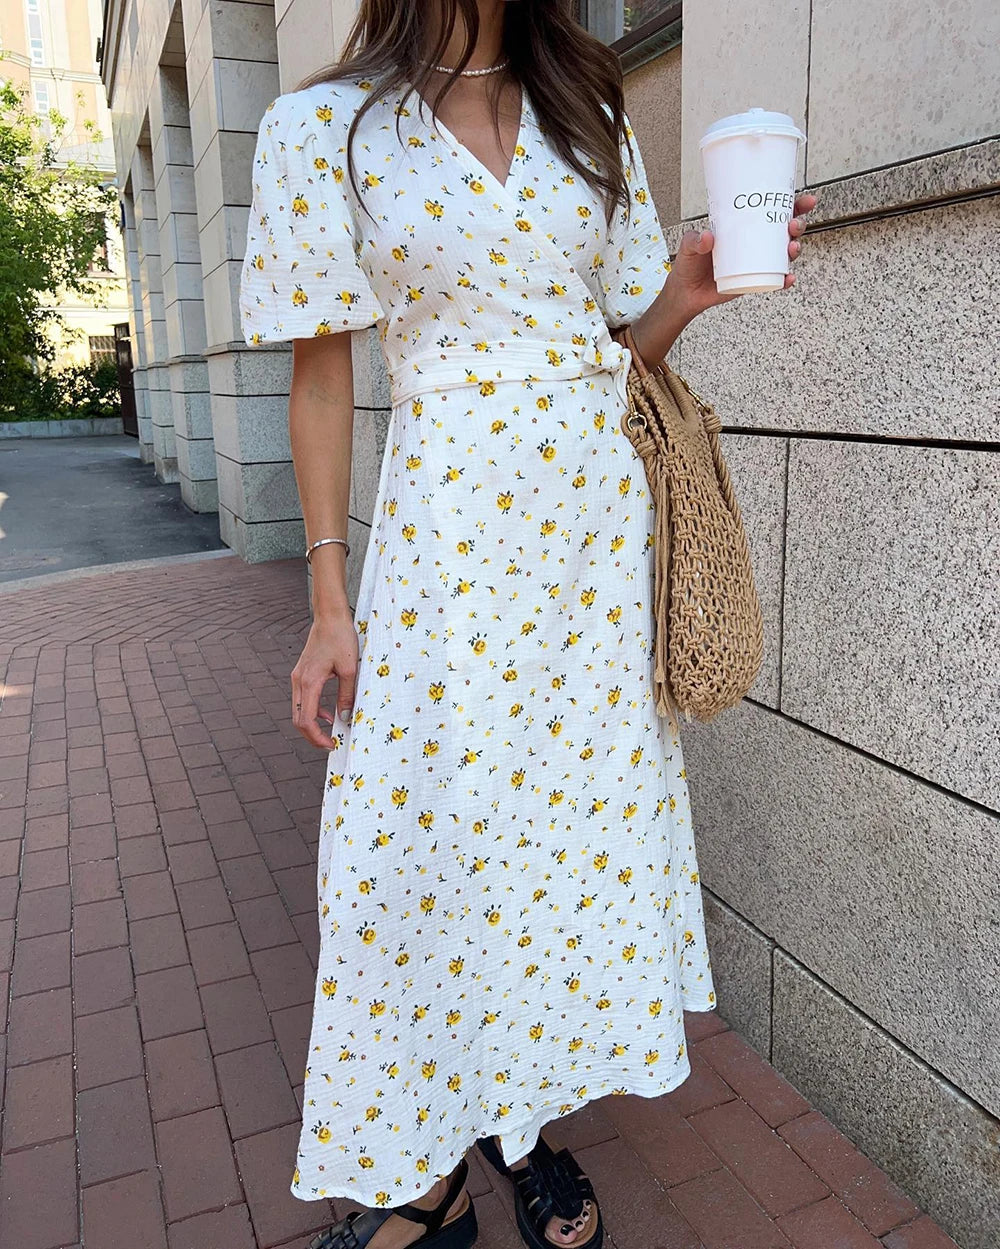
576, 1, 682, 70
33, 80, 50, 136
26, 0, 45, 65
87, 213, 111, 273
89, 335, 116, 365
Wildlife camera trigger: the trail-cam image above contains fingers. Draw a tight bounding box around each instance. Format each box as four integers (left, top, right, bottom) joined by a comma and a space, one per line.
291, 671, 335, 751
291, 664, 351, 750
336, 667, 357, 727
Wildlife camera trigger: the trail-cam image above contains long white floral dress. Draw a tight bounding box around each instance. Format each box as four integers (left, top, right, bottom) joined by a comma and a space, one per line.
239, 74, 717, 1209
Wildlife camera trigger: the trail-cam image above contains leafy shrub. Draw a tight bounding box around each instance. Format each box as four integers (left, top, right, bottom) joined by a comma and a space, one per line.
0, 358, 120, 422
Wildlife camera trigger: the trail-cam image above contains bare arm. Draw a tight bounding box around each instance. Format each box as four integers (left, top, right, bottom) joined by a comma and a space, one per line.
288, 333, 360, 748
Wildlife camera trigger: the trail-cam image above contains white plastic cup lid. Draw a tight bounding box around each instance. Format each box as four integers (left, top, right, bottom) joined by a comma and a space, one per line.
699, 107, 806, 148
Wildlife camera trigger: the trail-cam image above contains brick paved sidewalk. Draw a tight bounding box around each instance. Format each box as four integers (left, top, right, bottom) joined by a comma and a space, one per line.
0, 555, 959, 1249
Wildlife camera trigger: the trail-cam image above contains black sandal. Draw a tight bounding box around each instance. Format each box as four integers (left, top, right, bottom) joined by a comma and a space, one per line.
307, 1155, 478, 1249
475, 1135, 603, 1249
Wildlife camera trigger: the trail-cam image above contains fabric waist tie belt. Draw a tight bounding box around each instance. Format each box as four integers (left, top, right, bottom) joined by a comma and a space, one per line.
386, 337, 634, 415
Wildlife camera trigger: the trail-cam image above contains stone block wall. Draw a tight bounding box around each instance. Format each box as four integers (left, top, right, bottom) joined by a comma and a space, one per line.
663, 3, 1000, 1244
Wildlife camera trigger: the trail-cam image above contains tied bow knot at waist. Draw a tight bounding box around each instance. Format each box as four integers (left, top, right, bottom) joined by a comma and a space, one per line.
385, 333, 634, 414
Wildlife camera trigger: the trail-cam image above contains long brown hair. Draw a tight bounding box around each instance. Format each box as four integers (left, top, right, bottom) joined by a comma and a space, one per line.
295, 0, 633, 228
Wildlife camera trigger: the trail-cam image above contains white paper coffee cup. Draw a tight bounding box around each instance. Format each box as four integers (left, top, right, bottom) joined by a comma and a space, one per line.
699, 108, 807, 295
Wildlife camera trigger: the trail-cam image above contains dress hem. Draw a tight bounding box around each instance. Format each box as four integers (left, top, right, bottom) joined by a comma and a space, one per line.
288, 996, 718, 1208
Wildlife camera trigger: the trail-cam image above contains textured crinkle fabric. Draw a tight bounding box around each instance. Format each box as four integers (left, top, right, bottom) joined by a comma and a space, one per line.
239, 76, 716, 1208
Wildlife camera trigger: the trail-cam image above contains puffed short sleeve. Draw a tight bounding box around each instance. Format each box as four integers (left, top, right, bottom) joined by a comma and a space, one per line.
238, 93, 385, 344
598, 112, 672, 330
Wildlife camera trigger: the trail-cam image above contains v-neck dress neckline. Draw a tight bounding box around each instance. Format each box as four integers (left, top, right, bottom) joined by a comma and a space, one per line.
405, 78, 530, 196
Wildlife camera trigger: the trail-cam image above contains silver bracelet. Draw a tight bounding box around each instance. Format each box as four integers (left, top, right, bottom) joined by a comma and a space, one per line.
305, 536, 350, 564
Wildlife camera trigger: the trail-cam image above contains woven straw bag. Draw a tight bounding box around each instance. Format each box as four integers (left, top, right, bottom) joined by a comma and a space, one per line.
614, 323, 764, 733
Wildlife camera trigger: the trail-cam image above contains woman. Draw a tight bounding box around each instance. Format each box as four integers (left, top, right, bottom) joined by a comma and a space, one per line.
239, 3, 816, 1249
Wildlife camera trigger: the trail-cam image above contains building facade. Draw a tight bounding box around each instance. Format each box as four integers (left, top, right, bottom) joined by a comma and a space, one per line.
98, 2, 999, 1244
0, 0, 129, 370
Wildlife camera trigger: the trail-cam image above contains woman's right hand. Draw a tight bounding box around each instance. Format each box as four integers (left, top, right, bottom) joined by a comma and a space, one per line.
291, 609, 359, 749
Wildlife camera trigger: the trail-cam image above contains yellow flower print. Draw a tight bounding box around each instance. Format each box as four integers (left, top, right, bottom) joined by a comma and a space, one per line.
546, 282, 566, 297
291, 194, 309, 218
291, 285, 308, 308
419, 894, 436, 913
358, 924, 377, 944
470, 634, 487, 655
480, 380, 497, 396
314, 105, 333, 124
363, 171, 383, 189
424, 199, 444, 218
400, 608, 418, 629
496, 491, 513, 512
464, 175, 486, 194
391, 786, 408, 807
536, 395, 553, 411
488, 249, 508, 266
322, 977, 338, 997
332, 166, 345, 182
428, 682, 445, 702
538, 439, 556, 460
313, 1122, 333, 1143
421, 1060, 436, 1079
528, 1023, 544, 1042
515, 218, 532, 232
392, 245, 409, 261
545, 349, 564, 367
370, 999, 387, 1018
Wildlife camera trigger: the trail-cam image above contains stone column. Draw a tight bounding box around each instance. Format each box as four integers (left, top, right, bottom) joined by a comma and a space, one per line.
150, 63, 216, 513
120, 187, 153, 464
182, 0, 294, 560
130, 142, 175, 482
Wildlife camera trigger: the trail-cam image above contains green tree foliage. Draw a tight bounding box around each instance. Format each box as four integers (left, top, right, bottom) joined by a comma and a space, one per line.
0, 69, 120, 407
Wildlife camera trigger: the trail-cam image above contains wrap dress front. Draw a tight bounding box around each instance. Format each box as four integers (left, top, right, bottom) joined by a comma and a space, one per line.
238, 74, 717, 1208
